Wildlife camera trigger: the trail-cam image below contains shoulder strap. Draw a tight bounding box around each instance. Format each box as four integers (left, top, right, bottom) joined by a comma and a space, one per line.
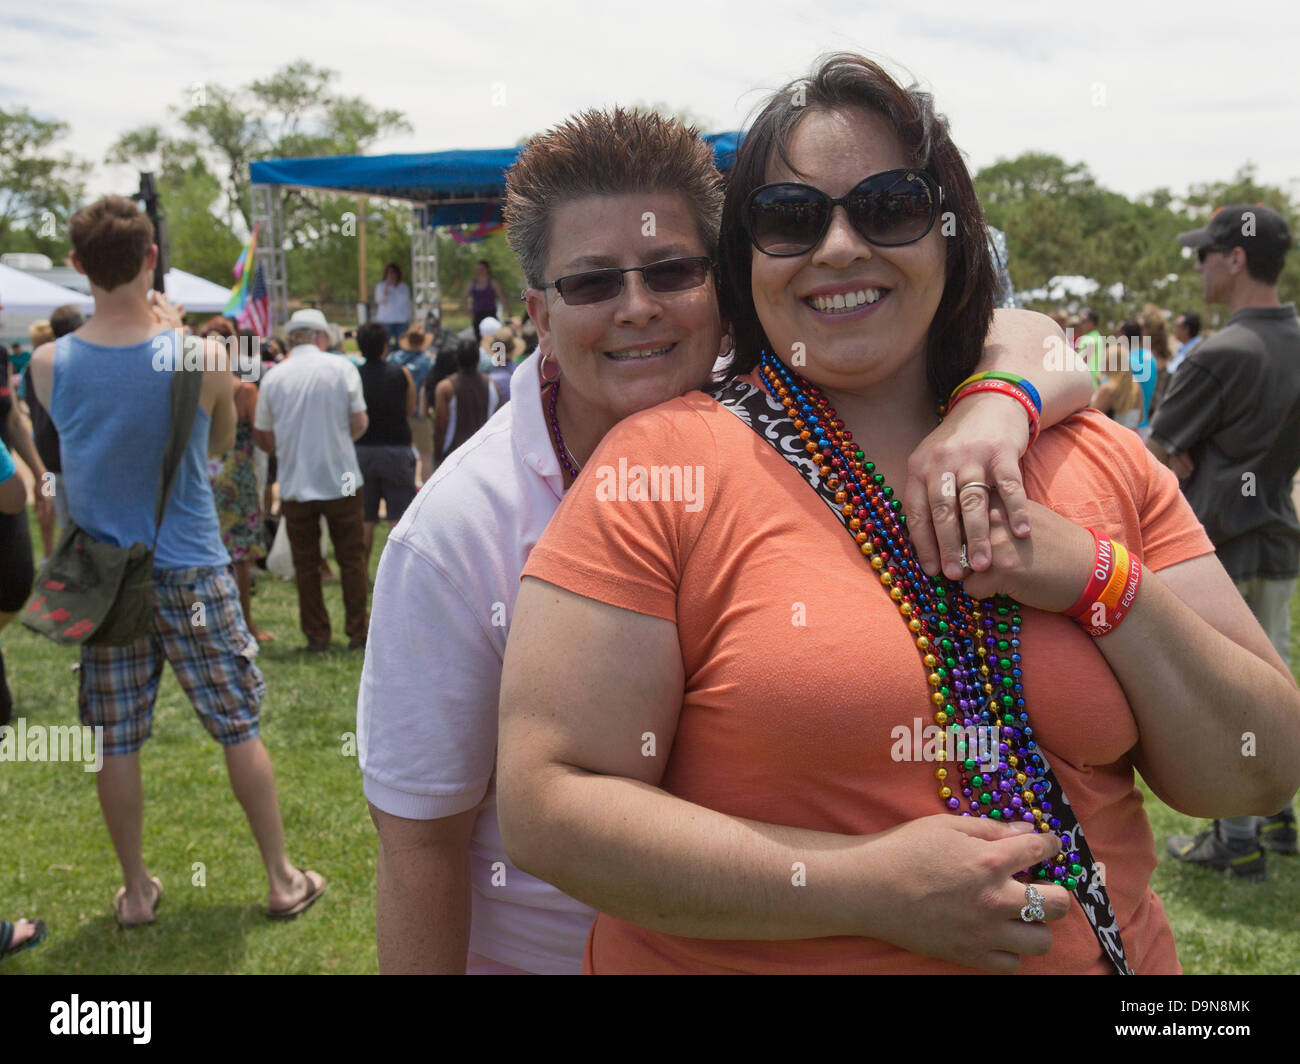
706, 376, 1134, 976
151, 359, 205, 552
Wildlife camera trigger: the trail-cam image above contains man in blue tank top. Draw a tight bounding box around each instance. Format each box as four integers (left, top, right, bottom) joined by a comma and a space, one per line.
27, 196, 326, 928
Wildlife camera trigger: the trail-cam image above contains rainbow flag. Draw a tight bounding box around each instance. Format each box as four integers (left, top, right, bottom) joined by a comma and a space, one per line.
449, 220, 505, 244
224, 223, 261, 317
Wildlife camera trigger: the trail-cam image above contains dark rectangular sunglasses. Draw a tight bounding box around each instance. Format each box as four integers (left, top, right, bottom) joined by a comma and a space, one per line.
542, 255, 712, 306
1196, 245, 1234, 263
745, 169, 942, 257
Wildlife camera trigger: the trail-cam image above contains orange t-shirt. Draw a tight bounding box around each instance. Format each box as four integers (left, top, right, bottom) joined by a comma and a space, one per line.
522, 371, 1214, 974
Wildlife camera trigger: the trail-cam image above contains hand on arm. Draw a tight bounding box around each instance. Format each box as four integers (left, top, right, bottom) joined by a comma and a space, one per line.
497, 577, 1071, 970
1146, 436, 1195, 481
903, 310, 1093, 582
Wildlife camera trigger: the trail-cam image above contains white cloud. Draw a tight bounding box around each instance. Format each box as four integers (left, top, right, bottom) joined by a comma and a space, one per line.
2, 0, 1297, 206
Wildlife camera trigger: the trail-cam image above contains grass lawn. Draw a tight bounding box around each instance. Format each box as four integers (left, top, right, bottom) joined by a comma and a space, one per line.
1, 509, 1298, 974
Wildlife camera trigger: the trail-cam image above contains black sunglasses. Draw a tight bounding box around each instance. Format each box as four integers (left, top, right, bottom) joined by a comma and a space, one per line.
541, 256, 712, 306
1197, 245, 1234, 264
744, 169, 942, 257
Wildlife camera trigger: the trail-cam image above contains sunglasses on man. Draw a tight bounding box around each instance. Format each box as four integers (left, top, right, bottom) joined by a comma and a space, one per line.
744, 168, 942, 257
1196, 245, 1236, 264
541, 256, 713, 307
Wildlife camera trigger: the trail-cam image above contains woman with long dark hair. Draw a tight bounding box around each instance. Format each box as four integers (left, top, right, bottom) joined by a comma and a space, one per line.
431, 337, 502, 465
498, 54, 1300, 974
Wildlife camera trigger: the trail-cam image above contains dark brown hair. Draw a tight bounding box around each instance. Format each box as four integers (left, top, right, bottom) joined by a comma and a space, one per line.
504, 107, 724, 289
718, 53, 996, 398
68, 195, 154, 291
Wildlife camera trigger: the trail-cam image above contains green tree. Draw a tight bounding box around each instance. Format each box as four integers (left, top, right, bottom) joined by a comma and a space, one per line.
106, 128, 242, 284
0, 107, 89, 260
107, 61, 412, 308
973, 152, 1300, 330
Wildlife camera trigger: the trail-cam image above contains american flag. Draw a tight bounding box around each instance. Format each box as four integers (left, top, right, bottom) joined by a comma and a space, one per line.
237, 264, 270, 337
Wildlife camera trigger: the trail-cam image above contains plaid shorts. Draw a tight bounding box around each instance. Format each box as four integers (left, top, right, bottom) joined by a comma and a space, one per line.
78, 565, 266, 757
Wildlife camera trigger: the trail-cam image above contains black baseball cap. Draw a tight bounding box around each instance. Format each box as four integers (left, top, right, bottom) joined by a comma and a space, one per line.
1178, 204, 1292, 256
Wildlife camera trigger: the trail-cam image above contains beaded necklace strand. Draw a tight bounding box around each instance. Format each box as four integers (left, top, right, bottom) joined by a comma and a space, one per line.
546, 376, 583, 480
759, 352, 1084, 892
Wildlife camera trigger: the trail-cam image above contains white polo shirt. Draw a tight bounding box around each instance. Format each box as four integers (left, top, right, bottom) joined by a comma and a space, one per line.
255, 345, 366, 502
356, 349, 596, 974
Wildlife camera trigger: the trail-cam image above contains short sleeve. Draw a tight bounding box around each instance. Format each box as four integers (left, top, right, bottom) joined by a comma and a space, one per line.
0, 438, 14, 484
1029, 410, 1214, 575
252, 379, 275, 430
1148, 360, 1222, 453
357, 536, 501, 818
522, 401, 717, 622
1133, 434, 1215, 570
346, 363, 366, 414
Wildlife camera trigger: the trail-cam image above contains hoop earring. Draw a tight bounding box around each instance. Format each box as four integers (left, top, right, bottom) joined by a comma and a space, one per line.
539, 351, 560, 383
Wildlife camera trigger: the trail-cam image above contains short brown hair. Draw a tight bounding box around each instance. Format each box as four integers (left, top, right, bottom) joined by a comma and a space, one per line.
719, 53, 996, 397
68, 195, 154, 291
199, 315, 236, 338
504, 107, 724, 289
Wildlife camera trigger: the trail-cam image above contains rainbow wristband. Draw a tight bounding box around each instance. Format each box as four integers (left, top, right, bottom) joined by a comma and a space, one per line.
948, 379, 1041, 446
952, 371, 1043, 416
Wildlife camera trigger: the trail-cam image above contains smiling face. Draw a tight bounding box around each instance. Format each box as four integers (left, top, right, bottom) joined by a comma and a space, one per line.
526, 191, 724, 435
749, 107, 947, 398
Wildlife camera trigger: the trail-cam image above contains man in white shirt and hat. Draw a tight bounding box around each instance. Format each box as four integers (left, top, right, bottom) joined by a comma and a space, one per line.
253, 308, 370, 651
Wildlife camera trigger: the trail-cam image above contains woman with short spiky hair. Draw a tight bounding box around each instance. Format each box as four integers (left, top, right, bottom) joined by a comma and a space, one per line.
359, 101, 1092, 974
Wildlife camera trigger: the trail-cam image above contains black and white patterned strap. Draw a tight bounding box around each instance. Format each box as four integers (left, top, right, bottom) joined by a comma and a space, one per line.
708, 377, 1133, 976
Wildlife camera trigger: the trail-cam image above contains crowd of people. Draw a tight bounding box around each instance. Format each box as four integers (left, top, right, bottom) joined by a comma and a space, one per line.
3, 50, 1299, 975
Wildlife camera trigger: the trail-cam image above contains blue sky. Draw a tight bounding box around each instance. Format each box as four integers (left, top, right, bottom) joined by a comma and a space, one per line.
1, 0, 1296, 205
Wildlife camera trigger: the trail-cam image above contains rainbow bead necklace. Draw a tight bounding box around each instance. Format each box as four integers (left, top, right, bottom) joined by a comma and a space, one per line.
759, 352, 1083, 891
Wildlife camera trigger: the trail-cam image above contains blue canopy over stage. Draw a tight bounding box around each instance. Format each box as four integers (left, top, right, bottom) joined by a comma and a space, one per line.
249, 132, 742, 226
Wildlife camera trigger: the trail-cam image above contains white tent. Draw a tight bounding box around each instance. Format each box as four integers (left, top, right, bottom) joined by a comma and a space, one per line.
164, 268, 233, 314
0, 263, 95, 342
0, 263, 94, 314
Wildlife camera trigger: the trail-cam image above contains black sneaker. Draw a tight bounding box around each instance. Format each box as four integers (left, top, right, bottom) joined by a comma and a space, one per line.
1166, 821, 1266, 881
1258, 813, 1298, 855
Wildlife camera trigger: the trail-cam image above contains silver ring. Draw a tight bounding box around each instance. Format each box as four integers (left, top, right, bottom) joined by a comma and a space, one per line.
959, 481, 993, 494
1020, 884, 1046, 923
959, 543, 969, 570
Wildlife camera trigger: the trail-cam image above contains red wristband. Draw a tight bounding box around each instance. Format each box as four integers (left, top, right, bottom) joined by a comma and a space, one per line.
1071, 542, 1143, 638
947, 378, 1041, 446
1065, 528, 1113, 620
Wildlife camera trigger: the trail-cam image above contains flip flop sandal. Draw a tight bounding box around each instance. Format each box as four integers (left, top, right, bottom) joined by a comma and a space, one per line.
0, 919, 48, 963
267, 868, 326, 921
113, 877, 163, 929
